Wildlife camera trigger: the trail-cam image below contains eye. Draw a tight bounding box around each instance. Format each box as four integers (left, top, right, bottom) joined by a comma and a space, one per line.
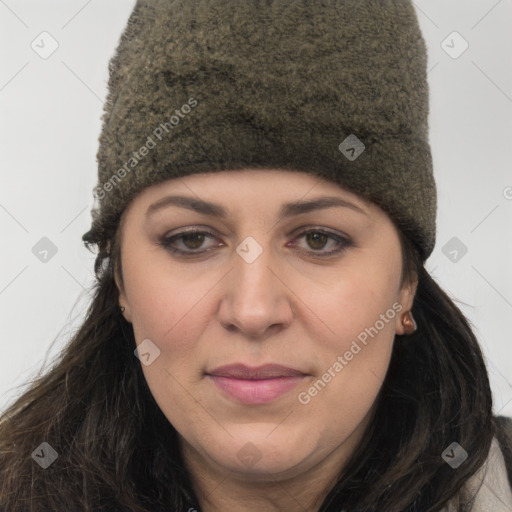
160, 227, 352, 257
288, 228, 352, 257
160, 228, 220, 255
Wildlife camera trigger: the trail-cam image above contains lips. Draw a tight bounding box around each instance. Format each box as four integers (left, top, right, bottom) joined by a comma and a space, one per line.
206, 364, 308, 404
207, 363, 306, 379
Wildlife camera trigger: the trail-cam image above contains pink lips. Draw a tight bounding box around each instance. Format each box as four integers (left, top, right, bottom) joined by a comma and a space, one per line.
206, 364, 307, 404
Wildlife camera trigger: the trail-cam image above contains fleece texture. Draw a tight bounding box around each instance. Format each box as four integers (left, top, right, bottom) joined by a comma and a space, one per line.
82, 0, 437, 261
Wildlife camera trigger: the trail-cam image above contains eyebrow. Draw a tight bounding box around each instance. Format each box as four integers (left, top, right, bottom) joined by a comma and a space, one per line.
145, 194, 368, 220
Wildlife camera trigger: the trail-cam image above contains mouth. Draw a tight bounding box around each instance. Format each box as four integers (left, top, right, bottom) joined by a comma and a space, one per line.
206, 363, 308, 404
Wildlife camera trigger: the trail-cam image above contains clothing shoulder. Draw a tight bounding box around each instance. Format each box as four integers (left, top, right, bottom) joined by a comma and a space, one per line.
495, 414, 512, 487
443, 415, 512, 512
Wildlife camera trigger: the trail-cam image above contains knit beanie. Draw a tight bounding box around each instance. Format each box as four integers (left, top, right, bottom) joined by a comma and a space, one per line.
82, 0, 437, 262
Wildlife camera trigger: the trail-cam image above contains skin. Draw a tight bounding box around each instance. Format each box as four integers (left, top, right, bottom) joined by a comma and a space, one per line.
115, 168, 418, 512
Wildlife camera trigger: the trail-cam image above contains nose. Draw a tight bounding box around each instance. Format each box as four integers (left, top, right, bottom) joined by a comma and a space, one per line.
217, 239, 295, 340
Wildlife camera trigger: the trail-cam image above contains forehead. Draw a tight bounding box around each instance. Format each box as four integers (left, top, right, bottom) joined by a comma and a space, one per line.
130, 168, 375, 215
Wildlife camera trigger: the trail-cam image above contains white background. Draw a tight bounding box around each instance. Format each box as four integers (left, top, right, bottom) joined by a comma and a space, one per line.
1, 1, 511, 417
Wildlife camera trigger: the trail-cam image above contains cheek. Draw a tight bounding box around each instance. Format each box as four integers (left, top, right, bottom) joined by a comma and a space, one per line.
123, 248, 219, 355
300, 259, 400, 406
319, 260, 400, 348
123, 251, 217, 421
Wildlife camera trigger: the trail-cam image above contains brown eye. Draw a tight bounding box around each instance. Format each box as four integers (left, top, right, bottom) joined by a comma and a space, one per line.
161, 228, 352, 258
290, 229, 353, 257
305, 232, 329, 250
180, 232, 207, 250
161, 229, 219, 255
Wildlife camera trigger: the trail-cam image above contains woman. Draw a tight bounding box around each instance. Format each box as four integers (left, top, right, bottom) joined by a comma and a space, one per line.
1, 0, 511, 511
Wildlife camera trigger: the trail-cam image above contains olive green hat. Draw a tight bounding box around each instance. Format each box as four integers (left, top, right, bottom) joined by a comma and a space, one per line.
83, 0, 437, 262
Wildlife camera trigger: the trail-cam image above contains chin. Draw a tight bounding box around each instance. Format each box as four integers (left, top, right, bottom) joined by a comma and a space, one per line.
203, 429, 318, 479
217, 451, 314, 481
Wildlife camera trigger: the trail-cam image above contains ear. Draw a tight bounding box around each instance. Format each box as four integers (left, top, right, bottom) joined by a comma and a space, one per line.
113, 246, 133, 324
394, 274, 418, 335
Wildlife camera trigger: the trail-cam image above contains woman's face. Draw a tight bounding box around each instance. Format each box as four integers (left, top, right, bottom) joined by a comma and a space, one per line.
116, 168, 416, 484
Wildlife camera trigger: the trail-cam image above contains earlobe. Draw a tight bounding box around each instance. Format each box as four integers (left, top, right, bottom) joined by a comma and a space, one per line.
119, 304, 132, 323
395, 277, 419, 336
399, 310, 417, 335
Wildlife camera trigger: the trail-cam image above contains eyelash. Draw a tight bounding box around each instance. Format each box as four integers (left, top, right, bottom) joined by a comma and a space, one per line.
160, 227, 353, 258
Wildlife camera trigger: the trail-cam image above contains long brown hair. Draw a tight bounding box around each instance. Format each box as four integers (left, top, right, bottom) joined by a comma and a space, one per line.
0, 222, 495, 512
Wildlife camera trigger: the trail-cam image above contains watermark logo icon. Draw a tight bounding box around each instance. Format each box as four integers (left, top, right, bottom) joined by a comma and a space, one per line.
32, 237, 58, 263
236, 236, 263, 264
31, 31, 59, 59
237, 442, 262, 468
338, 134, 365, 161
134, 338, 161, 366
31, 442, 58, 469
442, 236, 468, 263
441, 31, 469, 59
442, 442, 468, 468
